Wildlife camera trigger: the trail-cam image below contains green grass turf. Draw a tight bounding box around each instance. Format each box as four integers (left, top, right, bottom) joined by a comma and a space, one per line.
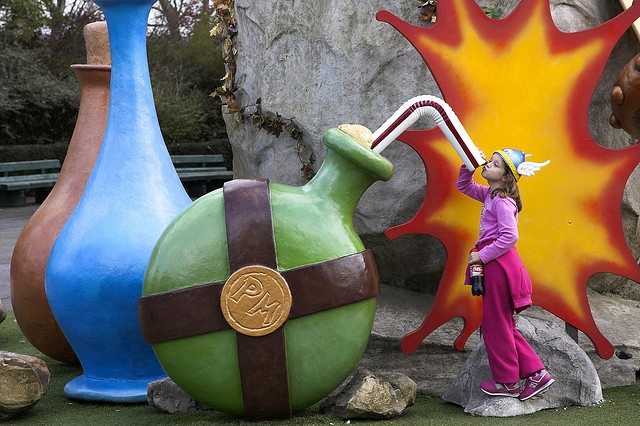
1, 310, 639, 425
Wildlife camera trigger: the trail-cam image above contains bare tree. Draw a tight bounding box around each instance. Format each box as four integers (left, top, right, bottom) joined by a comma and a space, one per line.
0, 0, 102, 51
44, 0, 103, 52
150, 0, 210, 41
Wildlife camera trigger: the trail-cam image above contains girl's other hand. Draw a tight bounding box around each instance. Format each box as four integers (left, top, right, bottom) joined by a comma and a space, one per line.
468, 251, 482, 265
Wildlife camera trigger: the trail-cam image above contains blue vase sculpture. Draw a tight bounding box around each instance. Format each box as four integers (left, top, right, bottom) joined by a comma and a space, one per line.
45, 0, 192, 402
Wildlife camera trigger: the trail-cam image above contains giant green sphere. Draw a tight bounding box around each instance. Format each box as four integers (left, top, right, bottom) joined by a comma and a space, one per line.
141, 128, 393, 418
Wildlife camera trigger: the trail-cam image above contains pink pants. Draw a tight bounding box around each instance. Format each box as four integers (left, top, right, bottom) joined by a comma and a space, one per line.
482, 260, 544, 383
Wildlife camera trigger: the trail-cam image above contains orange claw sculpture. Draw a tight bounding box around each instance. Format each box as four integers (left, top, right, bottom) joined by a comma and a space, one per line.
376, 0, 640, 359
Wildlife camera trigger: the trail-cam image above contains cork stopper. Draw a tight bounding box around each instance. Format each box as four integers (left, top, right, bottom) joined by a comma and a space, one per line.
338, 124, 373, 148
83, 21, 111, 66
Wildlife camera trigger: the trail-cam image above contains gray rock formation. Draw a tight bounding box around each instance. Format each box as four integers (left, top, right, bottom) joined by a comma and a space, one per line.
0, 300, 6, 325
319, 369, 416, 420
147, 377, 210, 414
226, 0, 640, 298
0, 351, 50, 421
359, 285, 640, 397
442, 316, 602, 417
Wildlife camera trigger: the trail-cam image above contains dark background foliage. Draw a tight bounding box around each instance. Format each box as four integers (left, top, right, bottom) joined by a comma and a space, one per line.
0, 0, 230, 166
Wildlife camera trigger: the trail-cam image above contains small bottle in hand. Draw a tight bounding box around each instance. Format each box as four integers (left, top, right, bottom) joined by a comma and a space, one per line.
470, 249, 484, 296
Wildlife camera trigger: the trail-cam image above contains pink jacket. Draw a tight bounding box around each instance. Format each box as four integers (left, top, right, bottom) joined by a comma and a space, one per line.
456, 165, 518, 262
458, 166, 532, 311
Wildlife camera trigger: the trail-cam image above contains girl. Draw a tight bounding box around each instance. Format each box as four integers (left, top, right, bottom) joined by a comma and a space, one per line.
457, 148, 554, 401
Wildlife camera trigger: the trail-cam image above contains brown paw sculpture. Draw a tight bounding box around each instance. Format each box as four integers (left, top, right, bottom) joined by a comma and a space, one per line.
610, 53, 640, 139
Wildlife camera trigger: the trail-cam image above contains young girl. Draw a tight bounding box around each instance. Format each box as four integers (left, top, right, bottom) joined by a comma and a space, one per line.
456, 148, 554, 401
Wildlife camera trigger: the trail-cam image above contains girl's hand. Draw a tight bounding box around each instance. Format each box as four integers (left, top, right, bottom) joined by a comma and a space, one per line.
468, 251, 482, 265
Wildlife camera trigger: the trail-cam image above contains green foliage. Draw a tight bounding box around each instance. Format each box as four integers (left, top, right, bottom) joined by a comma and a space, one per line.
0, 143, 70, 163
0, 1, 229, 160
419, 2, 503, 22
153, 86, 225, 146
187, 18, 227, 87
154, 88, 210, 145
0, 45, 80, 146
0, 0, 49, 47
148, 29, 228, 147
0, 0, 103, 56
481, 6, 503, 19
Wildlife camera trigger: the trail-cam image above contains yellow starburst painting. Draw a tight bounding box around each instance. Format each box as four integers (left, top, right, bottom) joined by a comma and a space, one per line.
379, 0, 640, 359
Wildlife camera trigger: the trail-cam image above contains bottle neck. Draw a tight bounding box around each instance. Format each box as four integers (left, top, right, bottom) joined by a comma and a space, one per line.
303, 148, 377, 216
98, 0, 158, 139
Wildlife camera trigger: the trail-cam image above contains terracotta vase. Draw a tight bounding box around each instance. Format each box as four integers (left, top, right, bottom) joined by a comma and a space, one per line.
44, 0, 192, 403
10, 23, 111, 365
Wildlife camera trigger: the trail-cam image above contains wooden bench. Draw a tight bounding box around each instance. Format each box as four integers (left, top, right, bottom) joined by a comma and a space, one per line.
0, 155, 233, 206
171, 155, 234, 198
0, 160, 61, 207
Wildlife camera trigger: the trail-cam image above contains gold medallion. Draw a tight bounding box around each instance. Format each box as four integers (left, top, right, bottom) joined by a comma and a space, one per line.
220, 265, 292, 336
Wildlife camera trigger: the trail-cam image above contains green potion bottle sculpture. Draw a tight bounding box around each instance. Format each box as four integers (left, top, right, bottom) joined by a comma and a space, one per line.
139, 126, 393, 419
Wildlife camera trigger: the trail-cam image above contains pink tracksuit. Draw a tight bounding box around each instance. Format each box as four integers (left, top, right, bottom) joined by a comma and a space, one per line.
457, 165, 544, 383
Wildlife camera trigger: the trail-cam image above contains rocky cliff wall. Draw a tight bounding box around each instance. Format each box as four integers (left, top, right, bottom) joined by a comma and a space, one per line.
224, 0, 640, 299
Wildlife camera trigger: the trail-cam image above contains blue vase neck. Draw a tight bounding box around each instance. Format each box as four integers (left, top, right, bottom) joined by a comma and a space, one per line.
99, 2, 155, 129
84, 0, 190, 204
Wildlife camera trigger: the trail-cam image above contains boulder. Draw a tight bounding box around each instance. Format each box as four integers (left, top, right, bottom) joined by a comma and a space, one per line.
147, 377, 210, 414
0, 300, 6, 325
357, 285, 640, 396
0, 351, 50, 421
319, 368, 416, 420
442, 316, 603, 417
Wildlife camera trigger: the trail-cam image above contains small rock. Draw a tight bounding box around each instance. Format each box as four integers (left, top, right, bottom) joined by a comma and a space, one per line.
147, 377, 210, 414
0, 300, 6, 324
319, 369, 416, 419
0, 351, 50, 421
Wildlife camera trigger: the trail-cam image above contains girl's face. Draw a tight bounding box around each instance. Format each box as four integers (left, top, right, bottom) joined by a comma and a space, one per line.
480, 153, 508, 186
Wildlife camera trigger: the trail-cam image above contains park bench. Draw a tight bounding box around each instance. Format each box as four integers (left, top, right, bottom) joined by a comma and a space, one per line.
171, 154, 234, 198
0, 159, 61, 207
0, 155, 233, 206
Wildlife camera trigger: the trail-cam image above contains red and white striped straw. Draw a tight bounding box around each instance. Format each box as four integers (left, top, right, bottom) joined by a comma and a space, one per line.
371, 95, 486, 170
